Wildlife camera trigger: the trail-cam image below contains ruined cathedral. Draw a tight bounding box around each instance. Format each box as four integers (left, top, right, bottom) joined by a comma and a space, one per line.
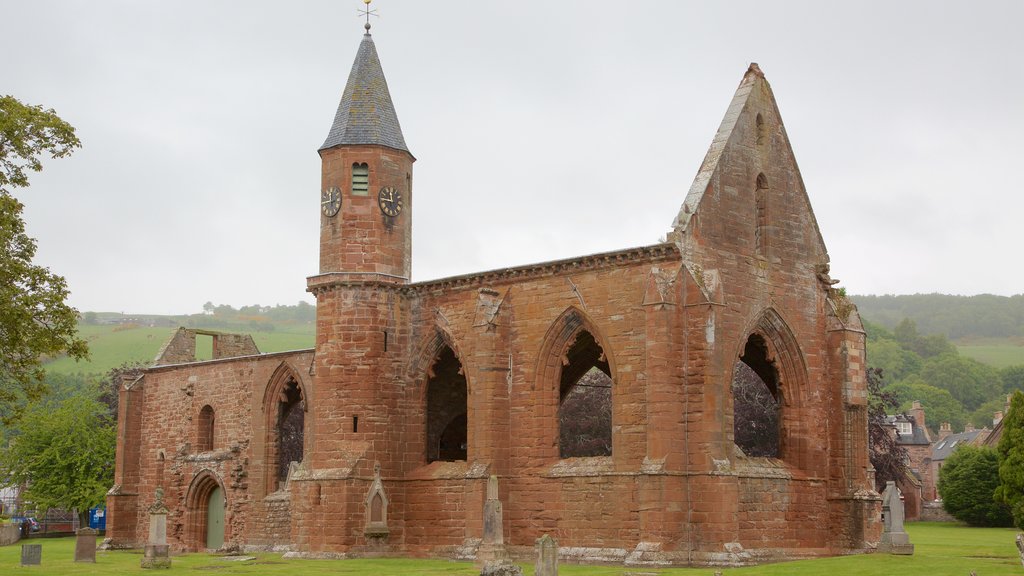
107, 22, 881, 567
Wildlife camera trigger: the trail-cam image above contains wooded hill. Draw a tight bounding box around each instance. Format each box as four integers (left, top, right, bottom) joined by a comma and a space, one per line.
852, 293, 1024, 340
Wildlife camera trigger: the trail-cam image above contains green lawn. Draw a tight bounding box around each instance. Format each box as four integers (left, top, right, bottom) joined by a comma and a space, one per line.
2, 523, 1021, 575
956, 342, 1024, 369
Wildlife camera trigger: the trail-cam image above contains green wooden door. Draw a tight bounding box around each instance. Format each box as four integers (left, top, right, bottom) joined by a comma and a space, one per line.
206, 486, 224, 549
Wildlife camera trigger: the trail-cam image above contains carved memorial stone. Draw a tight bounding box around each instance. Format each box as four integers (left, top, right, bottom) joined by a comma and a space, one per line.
142, 488, 172, 569
877, 481, 914, 555
21, 543, 42, 566
477, 475, 522, 576
74, 527, 98, 562
535, 534, 558, 576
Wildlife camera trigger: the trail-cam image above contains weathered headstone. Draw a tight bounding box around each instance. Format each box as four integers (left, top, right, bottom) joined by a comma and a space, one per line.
877, 481, 914, 555
142, 488, 172, 569
477, 476, 522, 576
1015, 533, 1024, 567
21, 543, 42, 566
535, 534, 558, 576
74, 527, 98, 562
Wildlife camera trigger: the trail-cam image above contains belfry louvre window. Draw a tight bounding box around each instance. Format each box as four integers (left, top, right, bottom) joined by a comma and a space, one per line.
352, 163, 369, 196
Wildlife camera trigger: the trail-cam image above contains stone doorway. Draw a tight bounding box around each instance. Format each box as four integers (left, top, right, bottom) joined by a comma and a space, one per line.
185, 472, 226, 551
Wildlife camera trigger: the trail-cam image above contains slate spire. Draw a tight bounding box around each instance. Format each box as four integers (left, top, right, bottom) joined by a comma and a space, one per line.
319, 32, 410, 154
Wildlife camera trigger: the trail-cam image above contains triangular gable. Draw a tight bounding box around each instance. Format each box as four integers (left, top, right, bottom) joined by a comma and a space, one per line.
672, 64, 828, 263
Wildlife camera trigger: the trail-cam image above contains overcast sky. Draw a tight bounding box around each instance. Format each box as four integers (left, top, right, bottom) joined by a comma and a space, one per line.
6, 1, 1023, 315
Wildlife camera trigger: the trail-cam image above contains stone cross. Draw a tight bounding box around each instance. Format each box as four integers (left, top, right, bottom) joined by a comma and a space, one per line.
142, 488, 172, 568
877, 481, 913, 555
535, 534, 558, 576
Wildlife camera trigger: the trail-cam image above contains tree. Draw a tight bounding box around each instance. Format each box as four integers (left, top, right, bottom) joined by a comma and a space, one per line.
937, 444, 1012, 526
732, 361, 780, 458
997, 391, 1024, 528
559, 368, 611, 457
0, 95, 87, 424
0, 387, 115, 526
920, 354, 1001, 411
885, 377, 967, 434
1002, 365, 1024, 394
96, 361, 147, 418
867, 368, 909, 491
970, 396, 1007, 431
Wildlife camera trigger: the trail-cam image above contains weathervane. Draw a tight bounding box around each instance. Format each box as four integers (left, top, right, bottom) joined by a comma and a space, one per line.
359, 0, 378, 33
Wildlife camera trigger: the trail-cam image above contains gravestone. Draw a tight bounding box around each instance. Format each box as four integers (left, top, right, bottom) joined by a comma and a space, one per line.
535, 534, 558, 576
21, 543, 42, 566
142, 488, 172, 569
1015, 533, 1024, 567
877, 481, 914, 555
74, 527, 98, 562
477, 476, 522, 576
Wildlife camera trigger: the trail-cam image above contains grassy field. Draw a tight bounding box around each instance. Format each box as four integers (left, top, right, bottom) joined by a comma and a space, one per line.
956, 340, 1024, 369
43, 322, 315, 376
2, 523, 1021, 575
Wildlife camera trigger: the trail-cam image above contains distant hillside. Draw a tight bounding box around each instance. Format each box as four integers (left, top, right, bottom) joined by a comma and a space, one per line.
852, 294, 1024, 340
45, 302, 316, 376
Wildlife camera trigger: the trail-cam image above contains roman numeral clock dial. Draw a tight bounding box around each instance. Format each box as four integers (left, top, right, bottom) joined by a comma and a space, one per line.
378, 186, 403, 217
321, 186, 341, 217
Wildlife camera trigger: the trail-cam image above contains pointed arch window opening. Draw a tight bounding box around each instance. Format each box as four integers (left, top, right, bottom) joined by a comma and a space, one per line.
274, 378, 305, 488
197, 405, 215, 452
755, 173, 769, 258
732, 333, 782, 458
558, 330, 613, 458
426, 346, 468, 463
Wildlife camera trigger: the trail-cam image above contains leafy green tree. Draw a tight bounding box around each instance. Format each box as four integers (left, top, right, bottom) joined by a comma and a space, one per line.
938, 444, 1012, 526
0, 387, 115, 526
867, 368, 909, 491
1002, 365, 1024, 394
1, 96, 87, 425
868, 338, 921, 383
970, 396, 1008, 431
996, 391, 1024, 528
920, 354, 1001, 412
892, 318, 957, 359
885, 377, 967, 434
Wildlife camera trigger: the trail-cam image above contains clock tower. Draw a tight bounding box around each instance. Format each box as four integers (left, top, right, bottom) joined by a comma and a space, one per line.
315, 28, 414, 280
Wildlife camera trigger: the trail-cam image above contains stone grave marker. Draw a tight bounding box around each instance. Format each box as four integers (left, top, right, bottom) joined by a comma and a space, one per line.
477, 475, 522, 576
21, 543, 42, 566
877, 481, 914, 555
535, 534, 558, 576
74, 527, 98, 562
142, 487, 172, 569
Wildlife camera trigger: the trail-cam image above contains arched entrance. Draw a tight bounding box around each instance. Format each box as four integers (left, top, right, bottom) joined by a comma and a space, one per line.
185, 471, 226, 551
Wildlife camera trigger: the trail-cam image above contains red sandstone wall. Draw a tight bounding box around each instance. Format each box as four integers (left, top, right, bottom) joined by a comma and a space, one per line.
110, 350, 313, 550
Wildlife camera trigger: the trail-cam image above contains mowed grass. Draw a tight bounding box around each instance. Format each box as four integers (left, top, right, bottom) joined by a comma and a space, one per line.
44, 323, 316, 376
956, 341, 1024, 369
3, 523, 1021, 576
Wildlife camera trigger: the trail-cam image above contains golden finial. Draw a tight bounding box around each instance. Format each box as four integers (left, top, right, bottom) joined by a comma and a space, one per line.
359, 0, 378, 33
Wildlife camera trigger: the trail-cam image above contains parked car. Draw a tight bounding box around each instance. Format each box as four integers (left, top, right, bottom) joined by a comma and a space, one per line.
10, 516, 39, 532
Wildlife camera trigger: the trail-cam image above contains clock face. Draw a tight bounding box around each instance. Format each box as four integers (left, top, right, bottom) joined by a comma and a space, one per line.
377, 186, 403, 217
321, 186, 341, 217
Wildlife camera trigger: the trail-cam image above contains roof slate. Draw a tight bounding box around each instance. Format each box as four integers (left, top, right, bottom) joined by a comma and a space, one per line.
931, 430, 984, 461
320, 33, 409, 154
